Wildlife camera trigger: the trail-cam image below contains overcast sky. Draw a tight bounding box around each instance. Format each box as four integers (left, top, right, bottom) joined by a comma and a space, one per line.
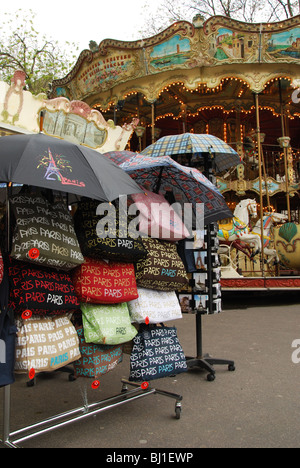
3, 0, 161, 51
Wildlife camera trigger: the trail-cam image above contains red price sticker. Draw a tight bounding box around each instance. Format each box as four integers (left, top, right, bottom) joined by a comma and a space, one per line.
141, 382, 149, 390
145, 316, 150, 325
22, 310, 32, 320
91, 380, 100, 390
28, 248, 40, 260
29, 368, 35, 380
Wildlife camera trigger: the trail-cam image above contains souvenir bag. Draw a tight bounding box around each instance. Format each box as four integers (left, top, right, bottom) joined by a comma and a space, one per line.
73, 199, 147, 263
81, 302, 138, 346
14, 315, 81, 374
72, 257, 138, 304
73, 325, 123, 379
134, 237, 189, 291
10, 193, 84, 271
0, 268, 17, 387
0, 248, 3, 285
131, 190, 190, 241
129, 325, 188, 382
8, 259, 80, 317
128, 288, 182, 324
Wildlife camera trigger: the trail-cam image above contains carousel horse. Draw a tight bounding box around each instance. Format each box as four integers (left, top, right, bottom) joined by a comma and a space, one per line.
218, 199, 261, 257
251, 212, 288, 264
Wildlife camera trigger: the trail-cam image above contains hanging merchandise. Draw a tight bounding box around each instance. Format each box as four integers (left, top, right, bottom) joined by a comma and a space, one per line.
73, 199, 147, 263
128, 288, 182, 324
0, 248, 3, 285
0, 267, 17, 388
130, 190, 190, 241
134, 237, 189, 291
81, 302, 138, 345
14, 315, 81, 374
73, 325, 123, 379
10, 193, 84, 271
129, 325, 188, 382
72, 257, 138, 304
8, 259, 80, 317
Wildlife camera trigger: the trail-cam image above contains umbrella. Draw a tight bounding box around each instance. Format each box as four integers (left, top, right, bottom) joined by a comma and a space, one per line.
104, 151, 232, 225
0, 133, 142, 202
140, 133, 240, 173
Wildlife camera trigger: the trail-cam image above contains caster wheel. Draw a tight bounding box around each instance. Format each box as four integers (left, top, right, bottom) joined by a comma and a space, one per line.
121, 384, 128, 393
228, 364, 236, 372
69, 374, 76, 382
26, 379, 35, 387
207, 373, 215, 382
175, 404, 182, 420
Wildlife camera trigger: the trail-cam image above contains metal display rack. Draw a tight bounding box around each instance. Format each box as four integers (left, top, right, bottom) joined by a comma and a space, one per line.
1, 379, 182, 448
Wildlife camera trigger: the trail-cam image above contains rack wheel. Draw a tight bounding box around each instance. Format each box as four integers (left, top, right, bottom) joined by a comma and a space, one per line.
228, 364, 236, 372
68, 374, 77, 382
175, 403, 182, 420
26, 379, 35, 387
207, 373, 215, 382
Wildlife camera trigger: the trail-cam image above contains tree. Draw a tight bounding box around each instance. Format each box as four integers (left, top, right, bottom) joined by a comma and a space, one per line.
139, 0, 300, 37
0, 9, 79, 95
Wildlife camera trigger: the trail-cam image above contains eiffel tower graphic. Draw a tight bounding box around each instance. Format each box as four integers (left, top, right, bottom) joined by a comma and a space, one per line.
44, 148, 63, 181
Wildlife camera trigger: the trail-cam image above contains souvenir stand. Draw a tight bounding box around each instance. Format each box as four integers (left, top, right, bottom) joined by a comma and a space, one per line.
0, 83, 185, 448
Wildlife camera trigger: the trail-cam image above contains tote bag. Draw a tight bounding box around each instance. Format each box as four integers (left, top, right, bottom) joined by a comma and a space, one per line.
129, 325, 188, 382
128, 289, 182, 324
0, 269, 17, 388
14, 315, 81, 374
10, 194, 84, 271
8, 259, 80, 317
81, 302, 138, 346
72, 257, 138, 304
73, 325, 123, 379
134, 237, 189, 291
74, 199, 147, 263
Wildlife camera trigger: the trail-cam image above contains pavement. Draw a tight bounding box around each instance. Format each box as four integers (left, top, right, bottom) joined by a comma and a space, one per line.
0, 292, 299, 449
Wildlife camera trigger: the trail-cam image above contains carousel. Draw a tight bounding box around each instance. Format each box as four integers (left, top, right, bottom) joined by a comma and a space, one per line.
49, 14, 300, 291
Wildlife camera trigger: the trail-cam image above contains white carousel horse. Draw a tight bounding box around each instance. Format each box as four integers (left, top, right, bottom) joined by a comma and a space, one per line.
218, 199, 261, 256
251, 212, 288, 264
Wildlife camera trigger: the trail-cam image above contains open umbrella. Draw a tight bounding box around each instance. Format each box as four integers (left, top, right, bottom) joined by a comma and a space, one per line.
140, 133, 240, 173
104, 152, 232, 225
0, 133, 142, 202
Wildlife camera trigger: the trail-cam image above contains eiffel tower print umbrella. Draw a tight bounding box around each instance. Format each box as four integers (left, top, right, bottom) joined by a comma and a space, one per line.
0, 133, 142, 201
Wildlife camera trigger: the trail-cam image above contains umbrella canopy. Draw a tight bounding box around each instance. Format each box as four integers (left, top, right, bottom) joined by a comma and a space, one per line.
140, 133, 240, 173
104, 151, 232, 225
0, 133, 142, 201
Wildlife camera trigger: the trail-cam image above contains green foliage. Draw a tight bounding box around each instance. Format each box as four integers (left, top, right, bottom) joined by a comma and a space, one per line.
0, 9, 79, 95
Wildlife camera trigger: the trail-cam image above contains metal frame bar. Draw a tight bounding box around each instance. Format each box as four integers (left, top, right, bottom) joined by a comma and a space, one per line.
1, 379, 182, 448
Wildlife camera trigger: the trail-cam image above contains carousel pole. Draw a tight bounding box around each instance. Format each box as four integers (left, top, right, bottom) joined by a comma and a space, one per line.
151, 102, 155, 144
254, 93, 265, 277
278, 79, 291, 222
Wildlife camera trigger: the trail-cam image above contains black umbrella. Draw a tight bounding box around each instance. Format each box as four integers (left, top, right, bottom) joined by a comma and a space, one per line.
0, 133, 142, 201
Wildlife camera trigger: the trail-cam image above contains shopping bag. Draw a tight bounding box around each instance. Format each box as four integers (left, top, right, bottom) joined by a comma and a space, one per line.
129, 325, 188, 382
134, 237, 189, 291
0, 248, 4, 285
10, 193, 84, 271
0, 269, 17, 387
131, 190, 190, 241
128, 289, 182, 324
73, 199, 147, 263
72, 257, 138, 304
81, 302, 138, 345
8, 259, 80, 316
14, 315, 81, 374
73, 325, 123, 379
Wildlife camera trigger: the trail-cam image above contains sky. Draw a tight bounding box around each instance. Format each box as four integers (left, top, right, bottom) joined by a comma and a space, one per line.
3, 0, 162, 51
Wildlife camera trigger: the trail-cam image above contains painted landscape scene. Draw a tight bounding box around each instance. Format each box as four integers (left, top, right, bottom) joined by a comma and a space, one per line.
267, 27, 300, 59
150, 35, 191, 69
